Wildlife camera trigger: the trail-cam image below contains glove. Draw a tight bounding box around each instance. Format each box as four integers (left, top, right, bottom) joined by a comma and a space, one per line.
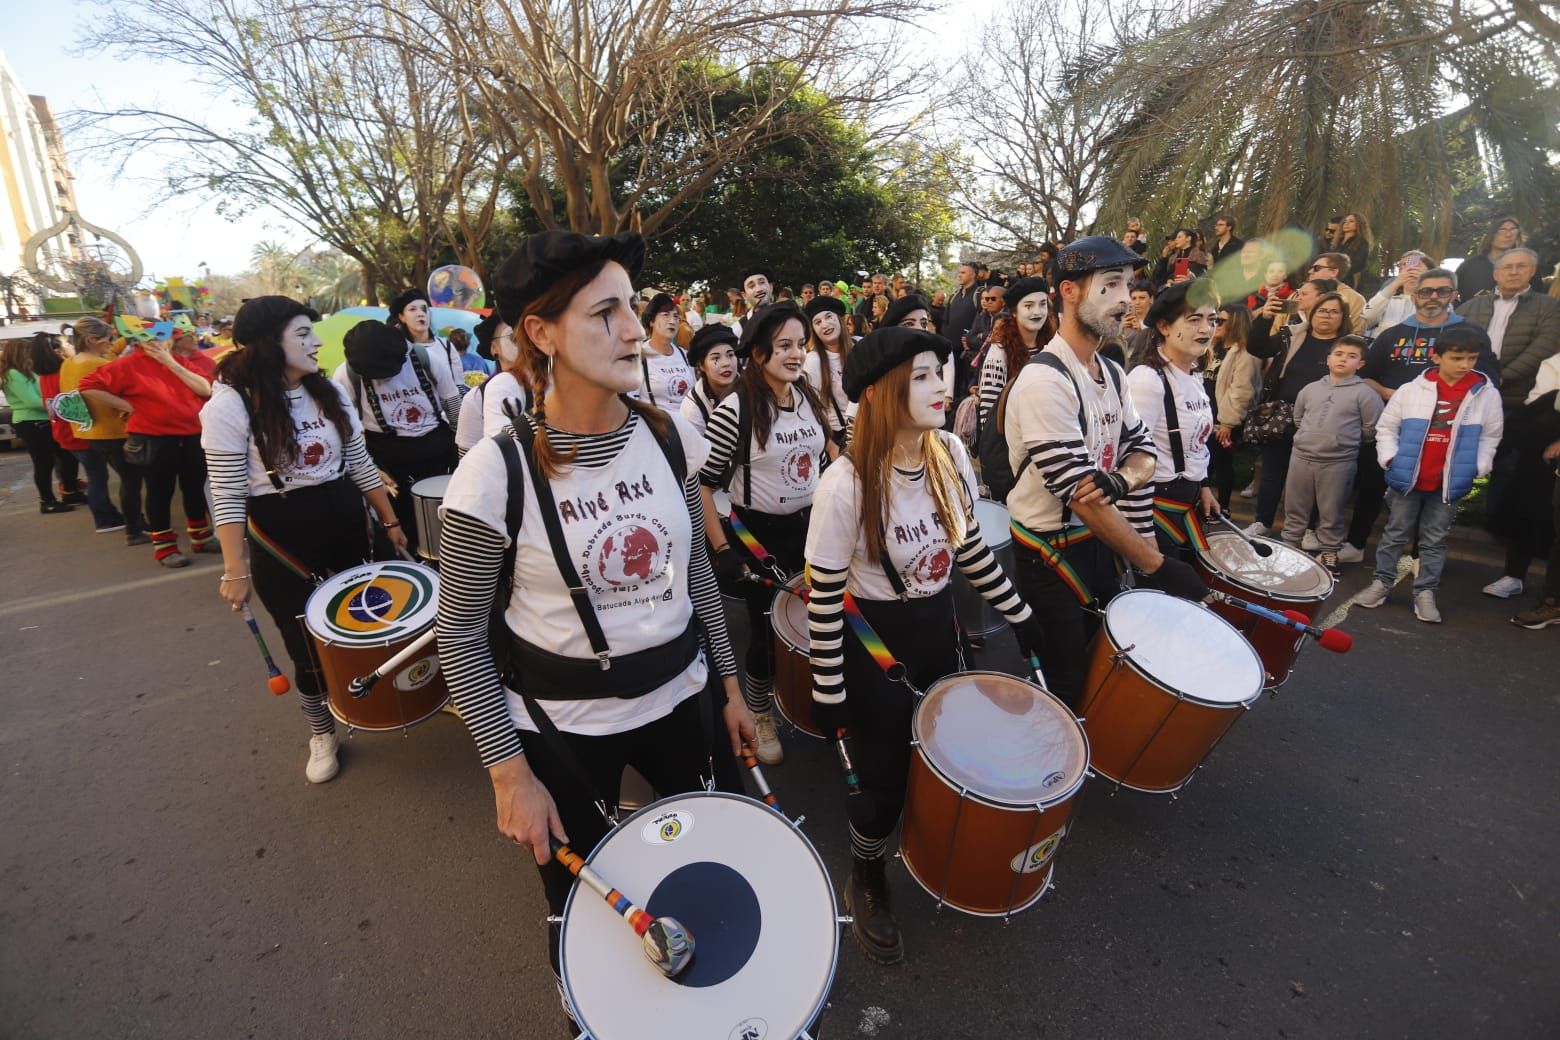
1011, 613, 1046, 662
1137, 556, 1208, 601
1082, 468, 1129, 503
713, 545, 749, 587
812, 695, 849, 739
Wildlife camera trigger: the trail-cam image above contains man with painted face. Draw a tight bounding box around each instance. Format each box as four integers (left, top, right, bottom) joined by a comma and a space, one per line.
733, 263, 775, 339
1003, 237, 1207, 706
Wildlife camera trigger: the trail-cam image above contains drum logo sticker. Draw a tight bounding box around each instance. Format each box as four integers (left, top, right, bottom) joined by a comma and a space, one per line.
641, 810, 694, 846
728, 1019, 767, 1040
394, 654, 440, 691
1042, 770, 1066, 789
1010, 828, 1065, 874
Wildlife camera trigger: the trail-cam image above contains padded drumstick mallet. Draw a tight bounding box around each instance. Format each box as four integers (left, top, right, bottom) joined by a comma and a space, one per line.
1212, 512, 1274, 557
240, 604, 291, 695
739, 743, 781, 810
548, 837, 695, 979
346, 627, 438, 699
1207, 591, 1354, 653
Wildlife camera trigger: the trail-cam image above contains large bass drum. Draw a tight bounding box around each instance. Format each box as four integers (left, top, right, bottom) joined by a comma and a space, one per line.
1193, 531, 1334, 687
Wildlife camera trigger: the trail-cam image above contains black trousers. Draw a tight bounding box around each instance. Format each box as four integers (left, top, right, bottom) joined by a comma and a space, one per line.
141, 434, 208, 531
15, 420, 77, 501
247, 480, 373, 718
1010, 535, 1119, 709
731, 505, 809, 687
1346, 441, 1386, 550
364, 426, 455, 558
1151, 477, 1204, 563
91, 438, 146, 536
841, 588, 960, 847
1207, 435, 1239, 511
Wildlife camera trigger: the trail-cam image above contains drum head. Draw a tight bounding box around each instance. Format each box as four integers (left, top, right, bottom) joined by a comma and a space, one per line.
1102, 589, 1263, 705
560, 792, 837, 1040
770, 575, 808, 652
973, 499, 1011, 549
410, 474, 451, 500
303, 561, 438, 644
914, 671, 1087, 806
1198, 532, 1333, 600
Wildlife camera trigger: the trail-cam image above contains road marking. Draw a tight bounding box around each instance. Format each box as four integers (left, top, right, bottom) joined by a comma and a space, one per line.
1321, 556, 1416, 629
0, 566, 208, 619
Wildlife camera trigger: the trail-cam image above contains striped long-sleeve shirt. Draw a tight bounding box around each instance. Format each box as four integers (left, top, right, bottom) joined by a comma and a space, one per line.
436, 414, 737, 769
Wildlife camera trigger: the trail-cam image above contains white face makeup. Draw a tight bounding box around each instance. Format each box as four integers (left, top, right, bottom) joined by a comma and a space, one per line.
527, 261, 643, 395
1158, 305, 1218, 367
650, 307, 678, 341
904, 350, 947, 430
1075, 267, 1134, 339
760, 317, 808, 388
811, 309, 842, 346
280, 314, 322, 382
895, 309, 933, 332
743, 274, 772, 307
701, 343, 738, 390
492, 321, 518, 364
1013, 292, 1049, 335
400, 299, 431, 337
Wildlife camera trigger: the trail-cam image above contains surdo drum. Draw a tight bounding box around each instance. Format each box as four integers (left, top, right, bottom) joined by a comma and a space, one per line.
410, 474, 451, 563
1192, 532, 1335, 687
1079, 590, 1263, 794
900, 671, 1089, 917
560, 792, 839, 1040
770, 574, 822, 739
951, 499, 1014, 639
302, 561, 449, 731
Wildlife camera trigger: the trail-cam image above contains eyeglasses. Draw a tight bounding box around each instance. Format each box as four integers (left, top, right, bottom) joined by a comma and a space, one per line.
1413, 287, 1455, 298
1309, 264, 1334, 272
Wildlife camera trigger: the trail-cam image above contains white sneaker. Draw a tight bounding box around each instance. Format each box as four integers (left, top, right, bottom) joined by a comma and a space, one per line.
753, 711, 784, 766
1301, 530, 1322, 551
306, 733, 340, 783
1413, 590, 1441, 623
1337, 544, 1365, 565
1482, 576, 1524, 599
1355, 580, 1390, 608
1239, 481, 1257, 499
1243, 521, 1272, 538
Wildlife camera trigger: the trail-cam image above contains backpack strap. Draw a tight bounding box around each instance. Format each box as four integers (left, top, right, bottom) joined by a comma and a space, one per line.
639, 352, 656, 407
1158, 367, 1186, 477
235, 386, 288, 493
408, 345, 452, 432
349, 365, 397, 435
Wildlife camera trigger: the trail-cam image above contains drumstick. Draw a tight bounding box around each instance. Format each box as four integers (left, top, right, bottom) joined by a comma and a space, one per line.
1211, 512, 1274, 557
240, 604, 291, 695
742, 573, 809, 601
738, 743, 781, 810
1207, 591, 1353, 653
346, 627, 438, 698
831, 729, 864, 796
548, 837, 695, 979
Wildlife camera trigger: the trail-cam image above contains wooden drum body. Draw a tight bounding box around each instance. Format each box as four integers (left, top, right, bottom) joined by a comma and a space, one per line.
770, 574, 822, 739
901, 671, 1089, 917
1193, 532, 1334, 687
1079, 590, 1264, 794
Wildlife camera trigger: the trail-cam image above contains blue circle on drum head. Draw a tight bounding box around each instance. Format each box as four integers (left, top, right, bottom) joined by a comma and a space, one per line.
645, 861, 761, 988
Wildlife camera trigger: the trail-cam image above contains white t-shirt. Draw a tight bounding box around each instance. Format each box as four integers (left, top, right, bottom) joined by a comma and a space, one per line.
1127, 361, 1213, 483
332, 345, 460, 436
702, 390, 827, 515
441, 412, 711, 734
807, 432, 978, 600
678, 381, 722, 438
803, 348, 854, 434
637, 344, 695, 412
200, 381, 360, 495
480, 372, 529, 439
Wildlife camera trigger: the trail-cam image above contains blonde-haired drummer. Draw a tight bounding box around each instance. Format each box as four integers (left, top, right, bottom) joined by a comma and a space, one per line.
804, 326, 1040, 964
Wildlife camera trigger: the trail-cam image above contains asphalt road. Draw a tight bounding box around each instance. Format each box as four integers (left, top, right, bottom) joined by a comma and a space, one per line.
1, 446, 1555, 1040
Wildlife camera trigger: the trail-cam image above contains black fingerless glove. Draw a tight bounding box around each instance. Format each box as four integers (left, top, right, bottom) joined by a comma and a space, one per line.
812, 696, 849, 739
1138, 556, 1208, 601
1086, 468, 1130, 503
713, 546, 748, 587
1011, 613, 1046, 661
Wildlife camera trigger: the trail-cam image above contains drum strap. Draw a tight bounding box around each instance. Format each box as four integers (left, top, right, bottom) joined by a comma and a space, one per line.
1009, 519, 1097, 606
841, 592, 917, 693
1151, 483, 1209, 551
1157, 368, 1186, 478
727, 507, 787, 580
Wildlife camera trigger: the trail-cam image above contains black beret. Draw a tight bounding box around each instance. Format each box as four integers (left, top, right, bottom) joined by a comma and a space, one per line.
736, 301, 806, 359
1052, 236, 1148, 282
881, 293, 932, 329
387, 287, 430, 320
343, 319, 408, 380
491, 230, 646, 325
843, 326, 952, 402
640, 291, 678, 328
803, 295, 847, 322
231, 295, 319, 349
1004, 276, 1051, 308
472, 312, 502, 360
737, 263, 775, 287
687, 323, 739, 367
1144, 277, 1219, 331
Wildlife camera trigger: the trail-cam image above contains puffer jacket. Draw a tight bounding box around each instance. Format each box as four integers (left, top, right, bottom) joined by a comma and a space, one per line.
1377, 370, 1504, 502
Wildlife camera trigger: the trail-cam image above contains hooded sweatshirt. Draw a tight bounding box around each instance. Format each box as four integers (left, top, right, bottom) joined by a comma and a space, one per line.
1291, 373, 1384, 462
1362, 312, 1500, 391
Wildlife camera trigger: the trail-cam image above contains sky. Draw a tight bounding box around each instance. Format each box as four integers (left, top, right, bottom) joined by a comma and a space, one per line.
0, 0, 971, 286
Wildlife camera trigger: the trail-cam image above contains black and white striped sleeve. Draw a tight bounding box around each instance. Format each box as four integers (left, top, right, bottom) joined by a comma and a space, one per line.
977, 349, 1008, 427
1115, 376, 1158, 538
699, 398, 742, 489
955, 519, 1032, 623
199, 385, 254, 528
206, 450, 250, 527
343, 431, 383, 495
684, 472, 736, 677
806, 564, 848, 709
1009, 368, 1097, 506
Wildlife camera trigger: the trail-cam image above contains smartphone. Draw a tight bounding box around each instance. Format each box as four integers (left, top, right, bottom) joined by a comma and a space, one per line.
1173, 257, 1190, 280
1281, 299, 1299, 316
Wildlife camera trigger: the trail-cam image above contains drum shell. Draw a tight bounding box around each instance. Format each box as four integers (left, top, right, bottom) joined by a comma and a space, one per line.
1192, 554, 1328, 688
770, 576, 822, 738
952, 500, 1012, 638
308, 627, 449, 731
1079, 625, 1251, 793
411, 475, 450, 563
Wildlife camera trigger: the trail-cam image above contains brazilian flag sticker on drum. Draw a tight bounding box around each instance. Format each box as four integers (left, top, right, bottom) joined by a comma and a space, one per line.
311, 562, 439, 644
1010, 828, 1065, 875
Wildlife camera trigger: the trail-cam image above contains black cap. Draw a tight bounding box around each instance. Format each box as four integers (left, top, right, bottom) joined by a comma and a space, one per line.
472, 312, 503, 360
803, 295, 847, 322
1003, 276, 1051, 309
881, 293, 932, 329
232, 295, 320, 349
491, 230, 645, 325
737, 263, 774, 287
842, 327, 952, 402
736, 301, 806, 359
387, 287, 431, 321
640, 291, 678, 328
1052, 236, 1148, 282
687, 323, 739, 367
342, 320, 409, 380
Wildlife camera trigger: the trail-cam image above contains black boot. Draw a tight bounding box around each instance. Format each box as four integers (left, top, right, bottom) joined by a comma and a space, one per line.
844, 855, 904, 964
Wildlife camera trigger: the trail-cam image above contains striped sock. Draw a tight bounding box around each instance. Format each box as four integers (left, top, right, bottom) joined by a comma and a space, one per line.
743, 671, 773, 715
187, 518, 214, 550
850, 822, 890, 861
150, 529, 180, 561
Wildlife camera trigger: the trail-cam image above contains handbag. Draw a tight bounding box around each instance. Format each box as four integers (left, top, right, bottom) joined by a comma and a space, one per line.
1241, 327, 1296, 444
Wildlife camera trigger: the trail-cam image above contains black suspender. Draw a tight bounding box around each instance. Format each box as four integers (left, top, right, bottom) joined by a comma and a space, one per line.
1158, 368, 1186, 477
